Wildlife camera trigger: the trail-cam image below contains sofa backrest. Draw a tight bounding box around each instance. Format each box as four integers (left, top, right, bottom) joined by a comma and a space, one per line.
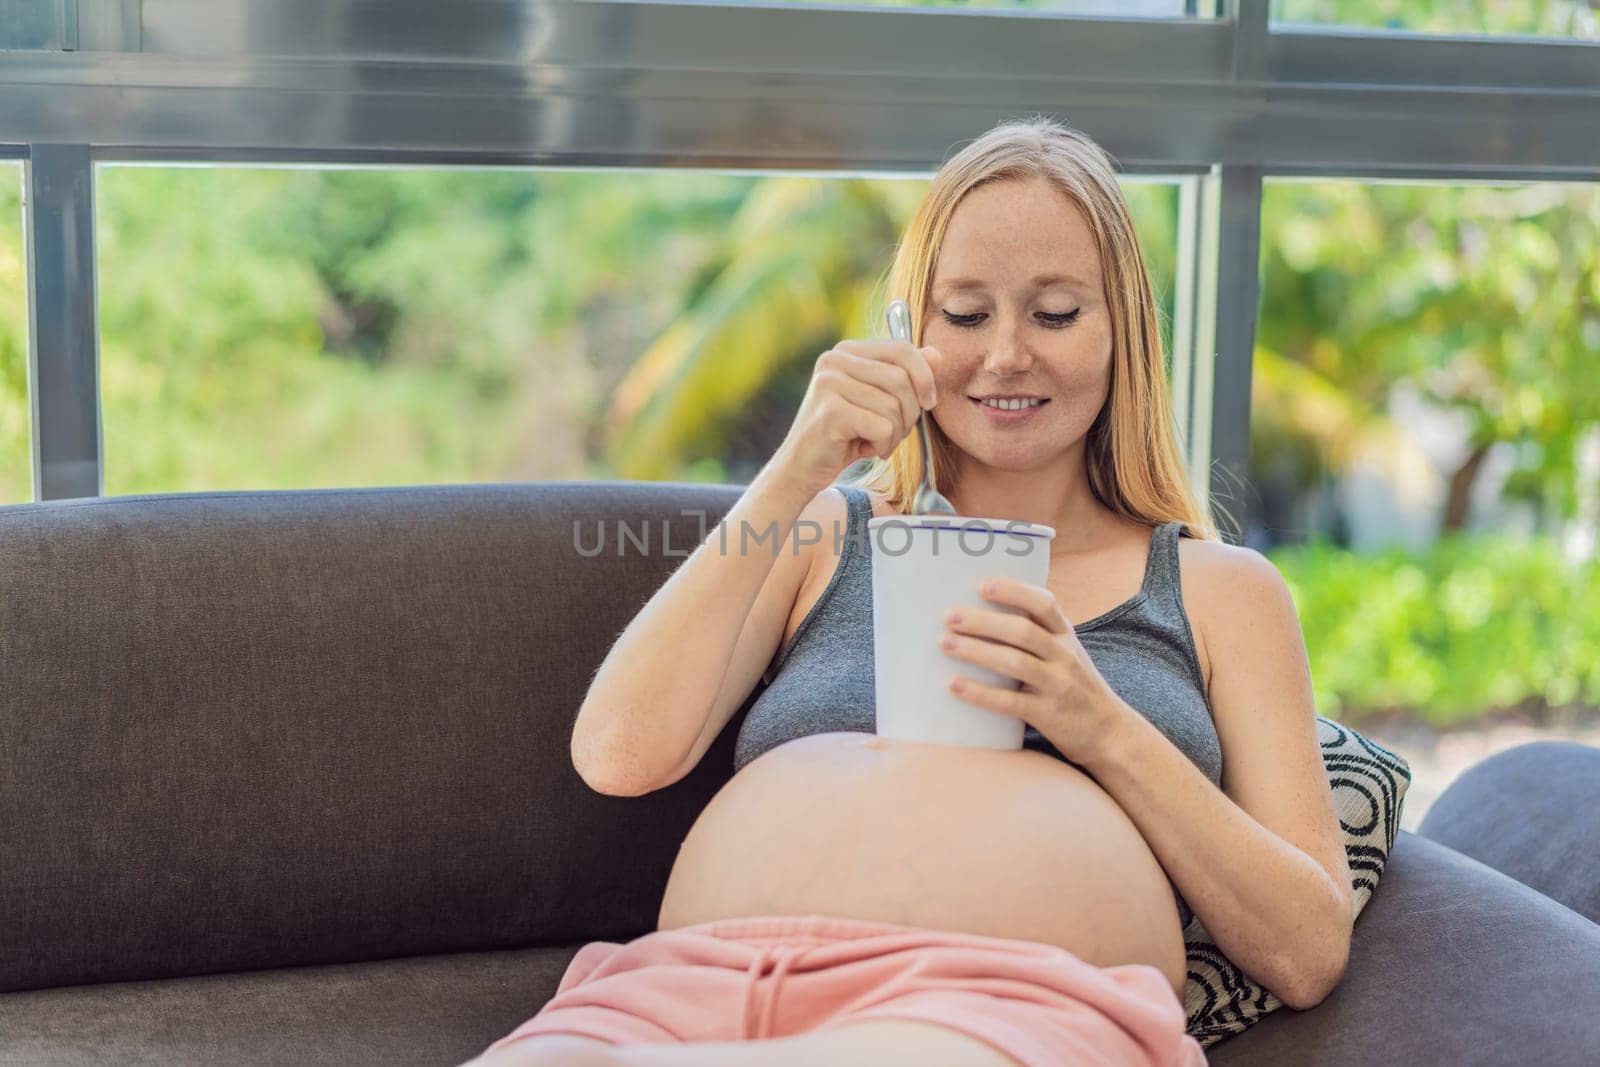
0, 482, 748, 994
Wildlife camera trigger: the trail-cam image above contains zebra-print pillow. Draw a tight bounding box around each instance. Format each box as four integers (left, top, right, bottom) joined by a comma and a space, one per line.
1183, 716, 1411, 1048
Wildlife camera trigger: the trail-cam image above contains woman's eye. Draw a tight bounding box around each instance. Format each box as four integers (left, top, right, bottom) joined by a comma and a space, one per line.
939, 309, 1081, 329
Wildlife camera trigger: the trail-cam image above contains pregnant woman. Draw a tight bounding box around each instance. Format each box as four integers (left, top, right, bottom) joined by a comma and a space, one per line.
469, 117, 1352, 1067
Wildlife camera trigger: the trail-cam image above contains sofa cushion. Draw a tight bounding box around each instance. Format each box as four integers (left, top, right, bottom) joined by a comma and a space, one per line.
0, 484, 742, 993
0, 943, 582, 1067
1417, 740, 1600, 925
1206, 831, 1600, 1065
1184, 717, 1410, 1047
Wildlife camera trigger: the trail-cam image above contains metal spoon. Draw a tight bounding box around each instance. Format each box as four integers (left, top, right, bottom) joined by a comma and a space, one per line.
887, 298, 957, 516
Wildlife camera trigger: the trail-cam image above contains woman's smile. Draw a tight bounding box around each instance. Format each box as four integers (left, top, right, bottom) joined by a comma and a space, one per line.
969, 395, 1052, 424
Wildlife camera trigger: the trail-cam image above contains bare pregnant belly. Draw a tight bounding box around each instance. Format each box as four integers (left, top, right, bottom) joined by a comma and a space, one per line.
657, 731, 1187, 997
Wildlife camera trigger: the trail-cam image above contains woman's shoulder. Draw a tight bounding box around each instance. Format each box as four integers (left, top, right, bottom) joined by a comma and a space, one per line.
1175, 532, 1278, 580
1175, 534, 1292, 691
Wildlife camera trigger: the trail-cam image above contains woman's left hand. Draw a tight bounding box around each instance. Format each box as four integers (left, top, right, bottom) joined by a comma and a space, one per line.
939, 575, 1130, 763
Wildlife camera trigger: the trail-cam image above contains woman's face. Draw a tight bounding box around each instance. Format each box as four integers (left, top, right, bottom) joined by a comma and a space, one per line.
922, 175, 1113, 473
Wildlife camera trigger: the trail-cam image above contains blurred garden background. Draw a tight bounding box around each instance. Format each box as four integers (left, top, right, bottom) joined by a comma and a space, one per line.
1, 2, 1597, 827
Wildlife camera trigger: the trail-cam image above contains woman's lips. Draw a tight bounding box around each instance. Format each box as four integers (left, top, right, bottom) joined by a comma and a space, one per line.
970, 397, 1050, 424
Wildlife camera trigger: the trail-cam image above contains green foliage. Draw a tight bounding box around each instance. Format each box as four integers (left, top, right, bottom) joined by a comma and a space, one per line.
88, 165, 508, 493
1255, 181, 1600, 527
1272, 534, 1600, 725
0, 164, 28, 502
1273, 0, 1598, 36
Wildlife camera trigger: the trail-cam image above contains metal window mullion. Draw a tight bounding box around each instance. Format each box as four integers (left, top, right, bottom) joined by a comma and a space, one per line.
1190, 0, 1265, 543
24, 144, 103, 501
1171, 170, 1221, 515
1208, 164, 1264, 543
1167, 0, 1260, 537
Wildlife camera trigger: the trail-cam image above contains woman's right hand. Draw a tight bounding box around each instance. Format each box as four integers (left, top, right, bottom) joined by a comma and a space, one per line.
773, 339, 942, 496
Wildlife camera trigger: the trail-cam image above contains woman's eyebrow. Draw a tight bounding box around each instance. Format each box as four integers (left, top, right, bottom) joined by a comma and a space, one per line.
934, 272, 1090, 292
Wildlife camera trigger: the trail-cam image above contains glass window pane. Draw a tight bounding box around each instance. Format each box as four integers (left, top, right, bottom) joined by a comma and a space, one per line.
1254, 177, 1600, 826
94, 165, 1178, 492
96, 165, 1177, 492
0, 162, 28, 505
1272, 0, 1599, 39
94, 164, 750, 492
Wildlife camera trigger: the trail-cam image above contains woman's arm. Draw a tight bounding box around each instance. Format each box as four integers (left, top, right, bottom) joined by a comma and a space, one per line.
1078, 545, 1354, 1011
570, 457, 820, 796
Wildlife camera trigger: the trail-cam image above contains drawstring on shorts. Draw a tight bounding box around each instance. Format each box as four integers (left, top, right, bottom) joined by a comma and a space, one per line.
739, 944, 807, 1039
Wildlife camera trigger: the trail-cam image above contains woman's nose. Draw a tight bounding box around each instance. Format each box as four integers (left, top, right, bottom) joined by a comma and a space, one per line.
982, 325, 1035, 375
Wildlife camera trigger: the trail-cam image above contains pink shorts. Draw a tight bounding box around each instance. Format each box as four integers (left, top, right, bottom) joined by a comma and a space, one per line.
483, 914, 1205, 1067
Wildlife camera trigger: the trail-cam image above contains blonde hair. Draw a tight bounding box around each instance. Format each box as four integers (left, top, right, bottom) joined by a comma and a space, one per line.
846, 114, 1228, 543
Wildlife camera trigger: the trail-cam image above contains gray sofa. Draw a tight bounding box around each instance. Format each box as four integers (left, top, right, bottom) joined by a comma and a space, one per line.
2, 483, 1598, 1066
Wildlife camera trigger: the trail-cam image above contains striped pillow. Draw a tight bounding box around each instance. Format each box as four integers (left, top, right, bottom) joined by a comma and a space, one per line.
1182, 717, 1412, 1047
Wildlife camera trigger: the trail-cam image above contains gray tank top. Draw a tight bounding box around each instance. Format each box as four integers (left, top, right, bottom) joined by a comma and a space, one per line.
732, 483, 1222, 929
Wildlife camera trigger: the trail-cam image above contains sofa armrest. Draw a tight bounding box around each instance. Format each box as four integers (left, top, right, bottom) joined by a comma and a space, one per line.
1417, 740, 1600, 926
1207, 830, 1600, 1066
